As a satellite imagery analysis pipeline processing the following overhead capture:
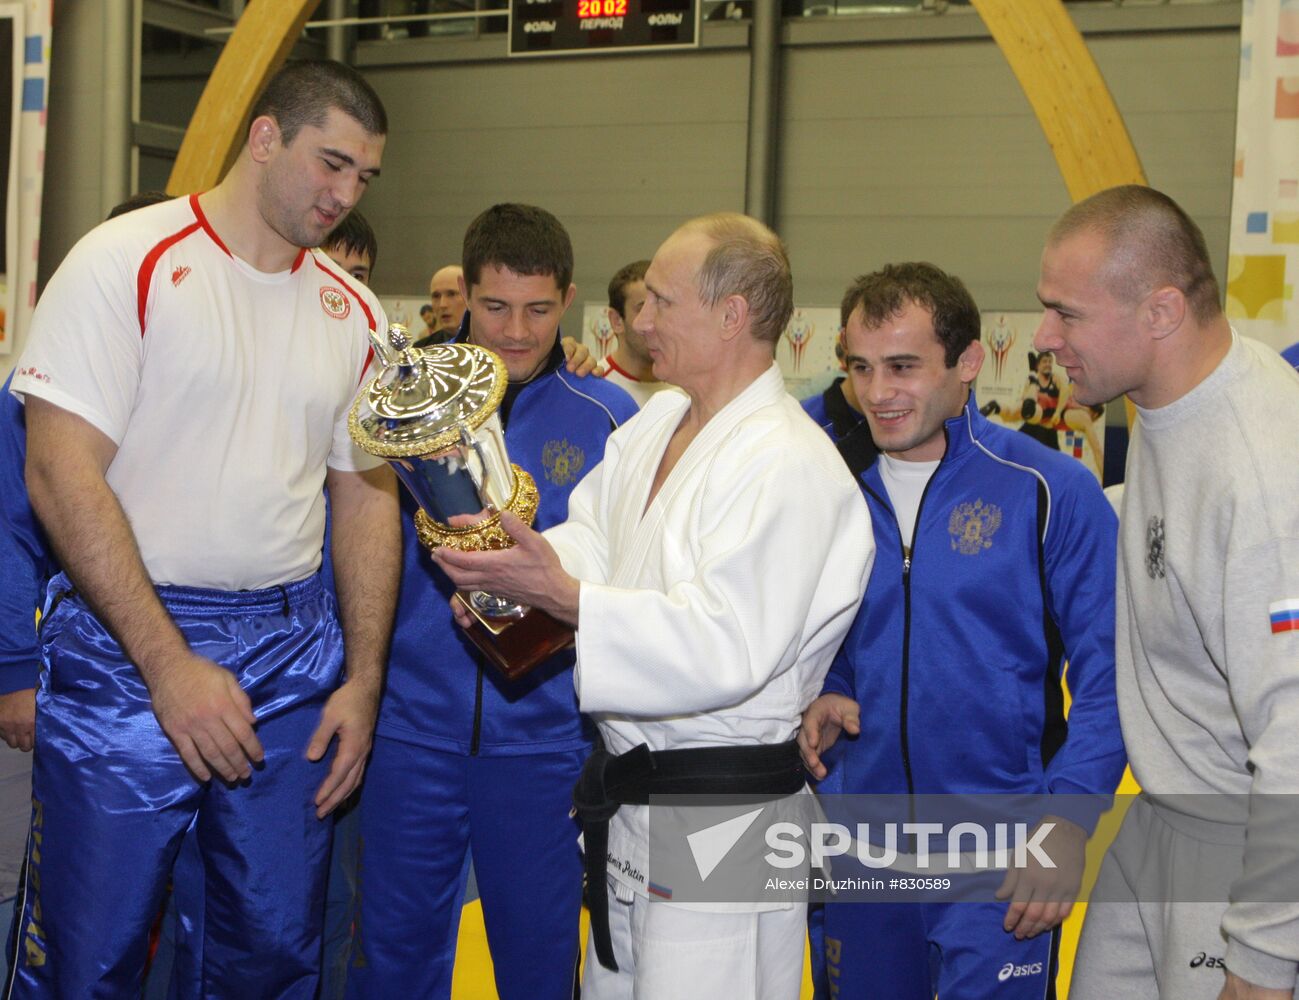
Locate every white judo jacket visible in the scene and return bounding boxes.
[545,362,874,900]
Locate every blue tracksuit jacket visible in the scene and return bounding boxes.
[822,399,1125,802]
[800,377,864,444]
[0,370,56,695]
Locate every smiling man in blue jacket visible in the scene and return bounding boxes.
[799,262,1125,1000]
[347,203,637,1000]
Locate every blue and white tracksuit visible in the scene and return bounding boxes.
[347,335,636,1000]
[818,400,1126,1000]
[800,377,864,444]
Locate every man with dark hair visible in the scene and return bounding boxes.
[106,189,173,220]
[799,262,1123,1000]
[434,212,871,998]
[418,303,437,340]
[247,58,387,147]
[1038,185,1299,1000]
[348,204,637,1000]
[324,208,378,284]
[6,59,398,997]
[800,334,865,444]
[600,258,677,406]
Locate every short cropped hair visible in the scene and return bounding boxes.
[323,209,378,273]
[462,204,573,292]
[249,59,387,146]
[681,213,792,344]
[840,262,981,368]
[107,191,172,220]
[607,260,650,315]
[1048,185,1221,323]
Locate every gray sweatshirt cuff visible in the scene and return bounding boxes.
[1225,937,1299,991]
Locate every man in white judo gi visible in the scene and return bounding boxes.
[434,212,873,998]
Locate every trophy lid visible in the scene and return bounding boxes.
[349,325,508,458]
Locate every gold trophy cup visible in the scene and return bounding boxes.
[349,325,574,679]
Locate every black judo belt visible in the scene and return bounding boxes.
[572,739,806,972]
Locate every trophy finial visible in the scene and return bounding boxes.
[388,323,411,352]
[369,322,414,367]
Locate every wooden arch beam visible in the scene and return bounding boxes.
[969,0,1147,200]
[969,0,1147,430]
[166,2,1145,203]
[166,0,322,196]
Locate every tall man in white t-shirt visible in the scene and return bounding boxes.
[6,60,400,998]
[799,262,1123,1000]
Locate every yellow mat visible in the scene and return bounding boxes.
[451,896,1092,998]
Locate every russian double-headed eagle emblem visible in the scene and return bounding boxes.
[948,499,1002,555]
[542,439,585,487]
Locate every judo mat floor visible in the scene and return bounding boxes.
[451,894,1088,998]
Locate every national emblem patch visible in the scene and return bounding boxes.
[542,439,585,486]
[948,499,1002,555]
[320,286,350,320]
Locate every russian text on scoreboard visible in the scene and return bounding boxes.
[509,0,700,58]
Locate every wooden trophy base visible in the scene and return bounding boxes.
[459,594,575,680]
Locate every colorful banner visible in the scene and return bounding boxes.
[1226,0,1299,349]
[975,311,1103,481]
[0,0,49,357]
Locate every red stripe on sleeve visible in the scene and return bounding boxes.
[136,221,202,337]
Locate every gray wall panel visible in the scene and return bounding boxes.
[779,28,1239,312]
[361,52,750,298]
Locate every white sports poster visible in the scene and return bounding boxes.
[579,302,844,402]
[580,302,617,366]
[975,311,1104,480]
[376,295,424,336]
[775,307,842,402]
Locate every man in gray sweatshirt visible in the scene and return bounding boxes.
[1035,184,1299,1000]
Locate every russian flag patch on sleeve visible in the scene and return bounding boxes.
[1268,600,1299,634]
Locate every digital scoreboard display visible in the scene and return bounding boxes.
[509,1,700,58]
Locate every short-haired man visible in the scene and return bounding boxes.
[418,303,436,338]
[324,207,378,285]
[600,258,677,406]
[798,262,1124,1000]
[348,204,637,1000]
[7,60,399,996]
[800,336,865,443]
[1036,185,1299,1000]
[434,212,872,998]
[420,262,467,345]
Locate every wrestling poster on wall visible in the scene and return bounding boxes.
[975,311,1104,481]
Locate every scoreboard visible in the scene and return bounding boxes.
[509,0,701,58]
